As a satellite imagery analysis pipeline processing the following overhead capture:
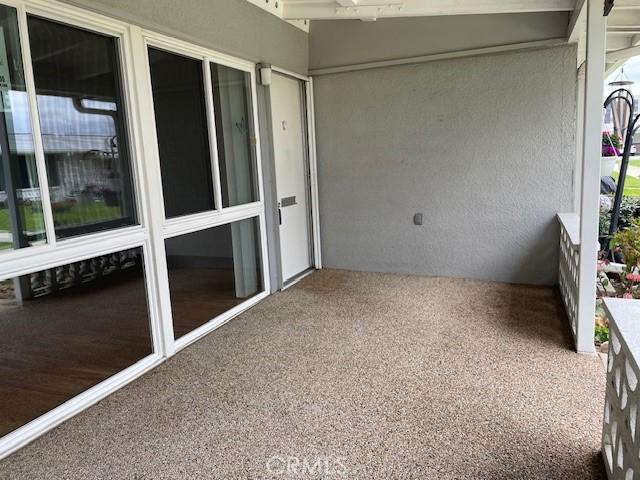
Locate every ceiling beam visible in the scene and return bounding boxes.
[282,0,576,20]
[568,0,586,43]
[607,44,640,62]
[609,0,640,9]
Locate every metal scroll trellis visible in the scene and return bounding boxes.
[604,88,640,251]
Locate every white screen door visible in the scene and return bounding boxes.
[270,73,312,283]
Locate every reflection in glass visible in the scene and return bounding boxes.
[0,6,45,251]
[211,64,259,207]
[0,247,152,437]
[165,218,263,339]
[28,16,136,239]
[148,48,215,218]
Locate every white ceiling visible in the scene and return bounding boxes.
[247,0,640,71]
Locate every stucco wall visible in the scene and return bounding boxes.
[59,0,308,74]
[313,45,577,285]
[309,12,569,71]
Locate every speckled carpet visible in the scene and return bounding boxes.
[0,270,606,479]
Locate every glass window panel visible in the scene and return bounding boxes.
[27,16,137,239]
[165,217,263,339]
[148,48,215,218]
[0,247,152,437]
[0,6,45,251]
[211,64,259,207]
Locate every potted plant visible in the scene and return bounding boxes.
[602,131,622,176]
[611,219,640,298]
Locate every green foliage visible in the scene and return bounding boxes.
[600,196,640,237]
[611,219,640,272]
[603,131,623,149]
[595,323,609,344]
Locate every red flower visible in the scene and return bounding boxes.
[626,273,640,283]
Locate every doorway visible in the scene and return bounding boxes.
[270,72,313,284]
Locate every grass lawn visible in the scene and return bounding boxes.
[0,201,122,233]
[612,158,640,197]
[0,205,45,232]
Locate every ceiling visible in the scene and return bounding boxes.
[247,0,640,72]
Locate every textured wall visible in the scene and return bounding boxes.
[313,45,577,285]
[59,0,308,74]
[309,12,569,71]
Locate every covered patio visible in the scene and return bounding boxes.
[0,0,638,477]
[0,270,605,478]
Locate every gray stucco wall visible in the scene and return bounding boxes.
[59,0,308,74]
[309,12,569,71]
[313,45,577,285]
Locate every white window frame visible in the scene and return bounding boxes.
[136,30,271,354]
[0,0,271,459]
[0,0,165,459]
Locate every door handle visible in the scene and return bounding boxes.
[277,202,282,225]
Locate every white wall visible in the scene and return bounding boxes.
[313,45,577,285]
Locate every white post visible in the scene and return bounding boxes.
[577,0,607,354]
[574,64,586,213]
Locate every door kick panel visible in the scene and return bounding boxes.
[281,196,297,207]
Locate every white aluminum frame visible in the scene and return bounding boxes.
[0,0,272,459]
[137,29,271,354]
[0,0,166,460]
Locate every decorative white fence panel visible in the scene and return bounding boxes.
[557,213,581,339]
[602,299,640,480]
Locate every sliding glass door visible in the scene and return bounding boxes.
[146,38,267,344]
[0,0,269,456]
[0,5,158,443]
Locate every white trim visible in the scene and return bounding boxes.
[249,66,266,206]
[16,4,56,248]
[283,0,575,20]
[143,30,255,73]
[308,38,568,76]
[25,0,130,35]
[244,0,310,32]
[163,203,264,239]
[203,59,224,212]
[174,290,269,352]
[0,353,164,460]
[568,0,587,43]
[306,77,322,269]
[128,26,175,356]
[272,65,310,82]
[576,0,607,355]
[0,226,148,281]
[606,44,640,62]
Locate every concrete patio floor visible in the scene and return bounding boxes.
[0,269,606,479]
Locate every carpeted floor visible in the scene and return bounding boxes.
[0,270,606,479]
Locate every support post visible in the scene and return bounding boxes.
[577,0,607,354]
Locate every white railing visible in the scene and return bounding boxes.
[557,213,581,339]
[602,298,640,480]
